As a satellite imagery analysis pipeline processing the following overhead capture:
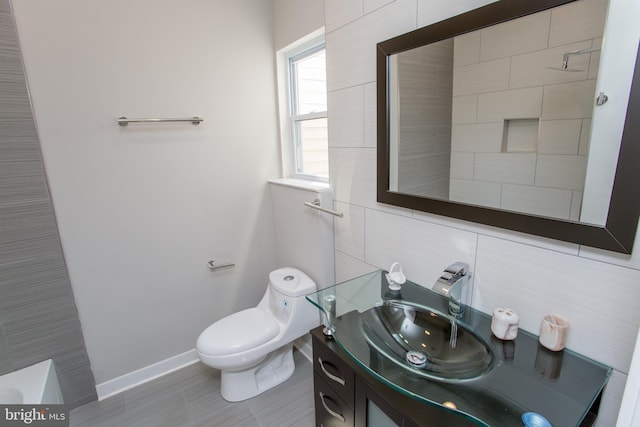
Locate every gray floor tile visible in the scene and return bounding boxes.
[69,394,126,427]
[247,351,314,427]
[124,392,191,427]
[69,349,314,427]
[124,362,211,411]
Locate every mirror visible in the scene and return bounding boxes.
[377,0,640,253]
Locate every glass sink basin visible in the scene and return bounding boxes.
[306,271,612,426]
[360,301,494,382]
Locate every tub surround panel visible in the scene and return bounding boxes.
[0,0,96,408]
[326,0,639,425]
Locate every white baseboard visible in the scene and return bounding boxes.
[293,334,313,362]
[95,349,199,400]
[95,336,314,401]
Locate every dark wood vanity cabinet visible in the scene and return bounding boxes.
[311,327,476,427]
[313,327,355,427]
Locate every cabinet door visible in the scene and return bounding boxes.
[315,373,355,427]
[355,380,404,427]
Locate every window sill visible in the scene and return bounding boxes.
[268,178,331,193]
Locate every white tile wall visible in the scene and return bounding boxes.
[570,191,583,221]
[477,87,543,123]
[509,41,592,88]
[364,209,478,290]
[501,184,573,219]
[535,154,588,191]
[326,0,417,91]
[449,152,474,180]
[453,32,479,67]
[588,38,603,79]
[548,0,608,47]
[447,1,603,217]
[411,209,581,256]
[449,179,501,208]
[579,118,592,155]
[451,94,477,124]
[325,0,363,33]
[334,250,377,284]
[416,0,497,28]
[363,82,377,147]
[326,1,639,424]
[538,119,582,154]
[452,58,510,96]
[451,123,503,152]
[328,86,365,148]
[479,11,550,61]
[474,153,537,185]
[334,201,365,260]
[364,0,395,15]
[474,235,640,373]
[329,147,377,208]
[541,79,598,120]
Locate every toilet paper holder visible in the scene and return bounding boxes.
[207,260,236,271]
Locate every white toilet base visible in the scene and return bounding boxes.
[220,343,295,402]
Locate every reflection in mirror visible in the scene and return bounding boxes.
[388,0,606,222]
[377,0,640,253]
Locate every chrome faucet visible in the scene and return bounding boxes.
[431,262,469,318]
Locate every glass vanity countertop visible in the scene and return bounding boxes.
[306,270,612,427]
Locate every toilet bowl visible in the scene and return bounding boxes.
[196,267,319,401]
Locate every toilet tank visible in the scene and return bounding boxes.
[268,179,335,290]
[268,267,316,326]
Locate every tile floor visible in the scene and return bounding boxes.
[69,350,314,427]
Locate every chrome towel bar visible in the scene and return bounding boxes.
[304,199,343,218]
[118,116,203,126]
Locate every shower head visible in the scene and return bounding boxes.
[545,66,584,72]
[546,47,600,72]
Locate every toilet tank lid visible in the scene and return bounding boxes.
[269,268,316,297]
[197,308,279,356]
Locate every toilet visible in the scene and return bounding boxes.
[196,267,319,402]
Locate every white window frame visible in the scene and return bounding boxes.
[276,29,328,182]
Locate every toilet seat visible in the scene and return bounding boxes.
[197,308,279,356]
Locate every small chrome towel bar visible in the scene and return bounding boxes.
[304,199,343,218]
[118,116,203,126]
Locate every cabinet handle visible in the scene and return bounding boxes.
[319,392,346,422]
[318,357,346,386]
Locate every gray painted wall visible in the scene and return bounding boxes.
[0,0,95,408]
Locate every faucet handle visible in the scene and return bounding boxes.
[442,262,469,281]
[433,262,470,318]
[432,262,469,296]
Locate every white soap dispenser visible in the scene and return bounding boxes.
[385,262,406,291]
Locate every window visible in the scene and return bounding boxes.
[281,37,328,181]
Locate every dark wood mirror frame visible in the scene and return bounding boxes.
[377,0,640,254]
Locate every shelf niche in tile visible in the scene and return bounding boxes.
[502,118,539,153]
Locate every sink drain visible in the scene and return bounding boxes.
[406,351,429,368]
